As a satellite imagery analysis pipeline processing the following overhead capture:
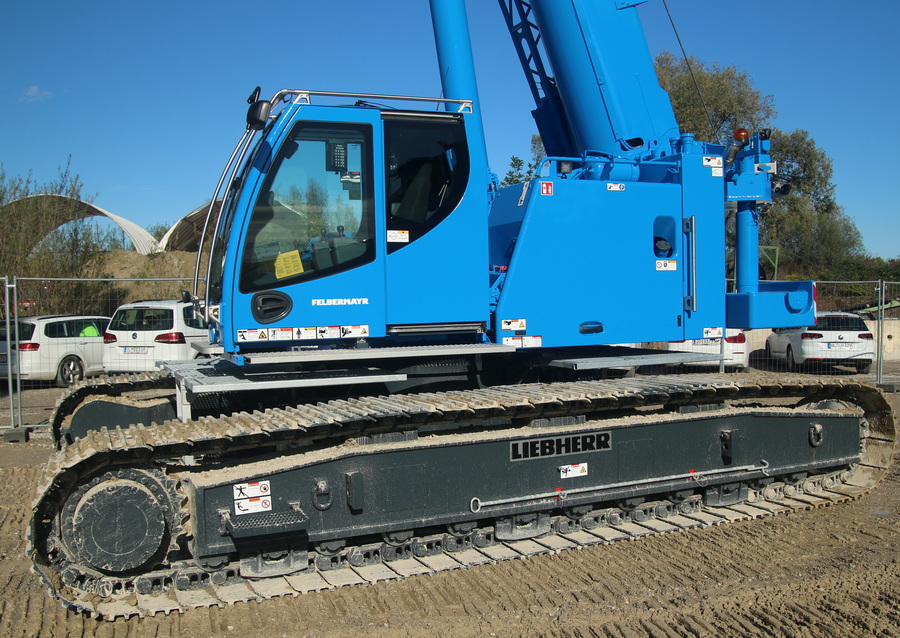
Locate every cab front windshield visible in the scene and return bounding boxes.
[239,122,374,293]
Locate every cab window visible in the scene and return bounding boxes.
[239,122,374,293]
[384,114,469,253]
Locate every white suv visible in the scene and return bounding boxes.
[0,315,110,386]
[103,301,207,373]
[766,311,875,373]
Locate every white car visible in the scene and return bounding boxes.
[0,315,110,386]
[766,312,874,373]
[665,328,750,371]
[103,301,207,373]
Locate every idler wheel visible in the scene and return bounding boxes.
[62,469,172,574]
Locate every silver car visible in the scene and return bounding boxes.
[0,315,110,386]
[765,311,874,373]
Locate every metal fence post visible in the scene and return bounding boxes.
[3,277,13,429]
[11,276,23,429]
[877,280,884,384]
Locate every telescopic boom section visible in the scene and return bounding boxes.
[429,0,490,171]
[505,0,679,162]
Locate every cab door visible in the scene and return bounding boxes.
[224,108,387,352]
[381,112,489,329]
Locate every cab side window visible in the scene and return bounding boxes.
[384,114,469,253]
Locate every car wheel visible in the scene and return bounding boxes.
[764,341,776,368]
[856,361,872,374]
[56,356,84,387]
[786,346,798,372]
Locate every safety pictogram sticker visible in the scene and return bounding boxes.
[559,463,588,479]
[501,318,527,331]
[233,480,272,515]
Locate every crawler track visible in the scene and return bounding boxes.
[50,371,174,447]
[30,375,896,619]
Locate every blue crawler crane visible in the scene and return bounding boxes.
[31,0,892,620]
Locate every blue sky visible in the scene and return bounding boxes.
[3,0,898,259]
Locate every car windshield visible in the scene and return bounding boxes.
[110,308,174,331]
[0,322,35,341]
[817,315,868,331]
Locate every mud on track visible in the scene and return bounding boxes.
[2,395,899,638]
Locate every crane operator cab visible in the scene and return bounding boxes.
[204,95,491,358]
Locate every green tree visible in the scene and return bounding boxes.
[500,155,526,187]
[654,51,776,144]
[655,52,865,276]
[761,129,864,274]
[500,134,546,187]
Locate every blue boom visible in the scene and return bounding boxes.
[197,0,815,368]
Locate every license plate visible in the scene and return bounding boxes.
[692,338,720,346]
[827,343,851,349]
[123,347,149,354]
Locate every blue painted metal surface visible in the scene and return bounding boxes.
[527,0,679,165]
[208,0,816,360]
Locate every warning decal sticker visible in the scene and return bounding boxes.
[559,463,588,479]
[502,335,543,348]
[237,328,268,342]
[233,480,272,516]
[656,260,677,271]
[703,156,724,177]
[317,326,341,339]
[501,318,527,331]
[237,325,371,342]
[340,325,369,338]
[269,327,294,341]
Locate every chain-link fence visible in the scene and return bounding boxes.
[879,281,900,379]
[1,276,194,433]
[2,277,899,433]
[765,280,884,377]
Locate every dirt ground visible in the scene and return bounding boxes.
[1,392,898,637]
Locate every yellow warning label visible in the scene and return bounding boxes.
[274,250,304,279]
